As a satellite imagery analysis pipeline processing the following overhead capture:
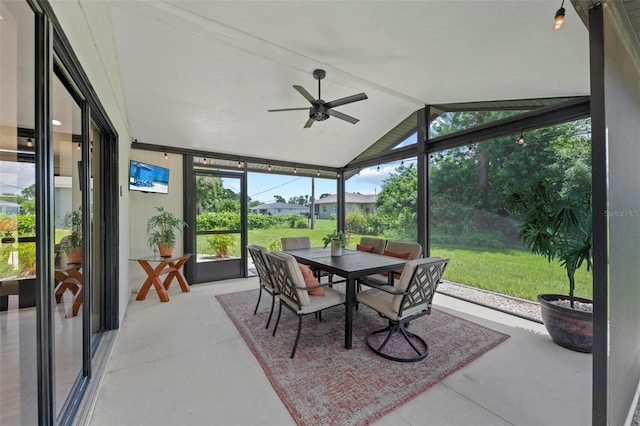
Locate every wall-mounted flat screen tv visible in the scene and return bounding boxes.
[129,160,169,194]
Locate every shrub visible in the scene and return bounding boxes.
[345,211,387,235]
[295,219,308,229]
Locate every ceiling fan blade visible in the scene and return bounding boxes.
[303,117,315,128]
[328,109,359,124]
[267,107,309,112]
[293,85,316,104]
[324,93,368,109]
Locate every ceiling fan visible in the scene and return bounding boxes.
[268,69,368,128]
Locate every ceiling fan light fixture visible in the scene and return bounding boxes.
[553,0,566,30]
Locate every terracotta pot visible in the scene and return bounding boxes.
[65,247,83,265]
[538,294,593,353]
[157,242,174,258]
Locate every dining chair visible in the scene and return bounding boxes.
[281,236,333,283]
[356,257,449,362]
[358,241,423,288]
[357,237,386,254]
[247,244,278,329]
[265,251,346,358]
[280,236,311,250]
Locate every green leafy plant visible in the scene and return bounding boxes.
[207,229,235,257]
[504,178,592,308]
[146,207,188,253]
[58,207,82,253]
[322,230,348,249]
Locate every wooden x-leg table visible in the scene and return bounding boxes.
[135,255,191,302]
[54,265,83,318]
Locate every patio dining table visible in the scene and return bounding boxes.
[282,247,409,349]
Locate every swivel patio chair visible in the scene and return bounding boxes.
[265,251,346,358]
[247,245,278,329]
[356,257,449,362]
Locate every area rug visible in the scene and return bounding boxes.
[216,289,509,426]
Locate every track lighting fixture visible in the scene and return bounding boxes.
[553,0,565,31]
[26,138,33,148]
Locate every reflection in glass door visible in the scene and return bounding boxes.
[192,172,245,282]
[52,73,83,416]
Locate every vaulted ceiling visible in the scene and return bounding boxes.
[110,1,590,169]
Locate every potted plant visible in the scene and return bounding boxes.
[323,230,348,256]
[207,229,235,258]
[505,178,592,352]
[59,207,83,264]
[146,206,188,257]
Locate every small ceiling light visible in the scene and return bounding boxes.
[377,164,380,172]
[293,168,297,174]
[26,137,33,148]
[316,170,320,177]
[337,172,341,178]
[164,152,168,159]
[52,119,61,126]
[268,164,272,172]
[553,0,566,31]
[401,159,404,166]
[76,143,81,151]
[237,161,242,168]
[203,157,207,165]
[517,133,525,145]
[468,146,474,154]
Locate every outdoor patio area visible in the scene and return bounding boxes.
[85,276,591,426]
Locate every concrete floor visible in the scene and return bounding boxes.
[87,276,592,426]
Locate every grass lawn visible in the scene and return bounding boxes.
[247,219,592,303]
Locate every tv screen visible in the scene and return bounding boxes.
[129,160,169,194]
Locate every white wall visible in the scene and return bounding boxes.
[49,0,132,325]
[127,150,185,287]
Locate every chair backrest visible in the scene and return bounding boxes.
[392,257,449,318]
[281,236,311,250]
[247,245,275,291]
[358,237,386,254]
[385,241,423,260]
[265,252,310,307]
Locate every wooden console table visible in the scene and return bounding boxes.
[133,255,191,302]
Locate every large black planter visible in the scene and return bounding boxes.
[538,294,593,353]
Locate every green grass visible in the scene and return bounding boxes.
[247,219,592,303]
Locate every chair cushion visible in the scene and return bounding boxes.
[298,287,345,314]
[358,273,389,287]
[356,286,399,320]
[385,241,422,260]
[356,244,376,253]
[271,252,310,306]
[380,250,411,278]
[298,263,325,296]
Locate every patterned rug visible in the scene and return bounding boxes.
[216,289,509,426]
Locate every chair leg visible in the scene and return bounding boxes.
[254,285,263,315]
[364,320,429,363]
[265,293,276,329]
[291,315,303,358]
[272,301,283,337]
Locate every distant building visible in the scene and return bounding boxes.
[250,202,309,216]
[0,200,20,215]
[314,192,377,220]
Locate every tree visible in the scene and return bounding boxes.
[195,176,240,214]
[376,164,418,240]
[288,195,309,205]
[273,195,286,203]
[319,193,332,199]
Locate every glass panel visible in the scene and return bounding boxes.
[0,2,37,424]
[428,120,592,305]
[89,121,102,341]
[52,73,83,415]
[246,172,335,251]
[345,159,418,245]
[429,110,526,139]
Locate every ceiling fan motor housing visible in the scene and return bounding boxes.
[310,104,329,121]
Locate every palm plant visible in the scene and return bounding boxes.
[504,178,592,308]
[146,207,188,254]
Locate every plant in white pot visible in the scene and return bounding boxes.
[505,178,592,352]
[323,230,348,256]
[146,206,188,257]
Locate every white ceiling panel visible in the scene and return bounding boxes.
[111,0,589,168]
